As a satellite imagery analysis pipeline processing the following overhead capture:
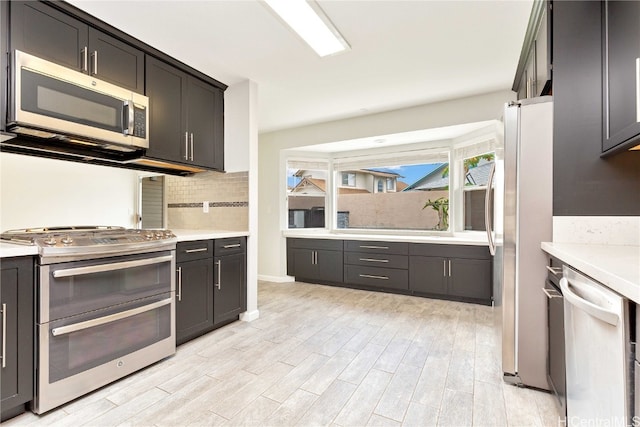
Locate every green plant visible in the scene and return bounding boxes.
[423,197,449,230]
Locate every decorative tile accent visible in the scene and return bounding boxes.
[168,202,249,208]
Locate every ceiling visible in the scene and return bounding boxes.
[67,0,533,134]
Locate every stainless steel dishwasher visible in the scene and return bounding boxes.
[560,265,633,426]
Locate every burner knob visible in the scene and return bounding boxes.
[144,232,154,240]
[43,236,57,246]
[61,235,74,245]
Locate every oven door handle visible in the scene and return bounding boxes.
[52,255,173,278]
[51,297,172,337]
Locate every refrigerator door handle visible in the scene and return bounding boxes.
[485,162,497,255]
[559,277,619,326]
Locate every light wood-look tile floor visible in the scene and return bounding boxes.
[5,281,561,427]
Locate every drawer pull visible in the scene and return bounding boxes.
[223,244,241,249]
[359,258,389,263]
[542,287,562,299]
[359,274,389,280]
[1,303,6,368]
[359,245,389,250]
[185,247,208,253]
[546,266,562,277]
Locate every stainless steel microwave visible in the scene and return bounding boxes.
[7,50,148,154]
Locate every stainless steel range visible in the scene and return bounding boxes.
[1,226,177,414]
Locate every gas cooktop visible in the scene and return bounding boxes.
[1,226,176,259]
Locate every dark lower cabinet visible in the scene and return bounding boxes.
[213,237,247,325]
[409,244,492,305]
[175,241,214,345]
[176,238,247,345]
[287,238,344,285]
[0,257,34,422]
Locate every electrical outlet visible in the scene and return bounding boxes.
[203,201,209,213]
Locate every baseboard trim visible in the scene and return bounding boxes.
[240,310,260,322]
[258,274,295,283]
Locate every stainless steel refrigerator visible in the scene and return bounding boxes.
[488,96,553,390]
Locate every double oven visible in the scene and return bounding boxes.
[2,227,176,414]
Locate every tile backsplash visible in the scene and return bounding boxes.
[166,171,248,230]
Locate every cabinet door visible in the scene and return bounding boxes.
[603,0,640,152]
[176,258,213,345]
[448,258,491,301]
[10,1,88,71]
[317,249,344,284]
[186,77,218,168]
[409,256,447,296]
[145,56,187,163]
[292,248,317,281]
[88,28,144,93]
[214,253,246,325]
[0,258,34,421]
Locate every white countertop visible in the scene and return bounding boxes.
[0,242,38,258]
[541,242,640,304]
[283,230,490,246]
[172,229,249,242]
[0,230,249,258]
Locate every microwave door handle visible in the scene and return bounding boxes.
[123,101,134,135]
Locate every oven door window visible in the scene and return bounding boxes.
[46,294,172,383]
[44,251,173,322]
[21,68,125,133]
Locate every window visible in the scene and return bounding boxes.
[286,160,328,229]
[335,158,449,231]
[462,152,495,231]
[341,172,356,187]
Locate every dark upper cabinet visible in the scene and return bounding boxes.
[145,56,224,170]
[602,0,640,153]
[10,1,144,93]
[0,257,34,422]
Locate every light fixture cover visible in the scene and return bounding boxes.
[264,0,350,57]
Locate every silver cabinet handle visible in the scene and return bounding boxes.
[359,258,389,263]
[359,274,389,280]
[311,251,314,265]
[185,247,208,254]
[542,287,562,299]
[190,133,194,161]
[216,260,221,289]
[223,244,241,249]
[359,245,389,250]
[443,260,446,276]
[176,267,182,302]
[448,260,451,277]
[184,132,189,160]
[53,255,173,278]
[91,50,98,75]
[1,303,6,368]
[81,47,88,72]
[546,266,562,277]
[636,58,640,122]
[51,298,172,337]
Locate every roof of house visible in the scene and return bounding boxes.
[404,160,494,191]
[396,181,409,191]
[290,177,326,193]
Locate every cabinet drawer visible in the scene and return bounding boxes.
[288,238,343,251]
[344,265,408,290]
[177,240,213,262]
[344,240,408,255]
[409,243,490,259]
[214,237,246,256]
[344,252,408,269]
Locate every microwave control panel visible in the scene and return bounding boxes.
[133,105,147,138]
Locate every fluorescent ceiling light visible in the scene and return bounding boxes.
[263,0,350,57]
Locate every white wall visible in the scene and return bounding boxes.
[224,82,251,173]
[0,153,138,230]
[258,90,515,280]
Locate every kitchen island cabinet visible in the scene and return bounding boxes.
[0,257,34,422]
[10,1,144,93]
